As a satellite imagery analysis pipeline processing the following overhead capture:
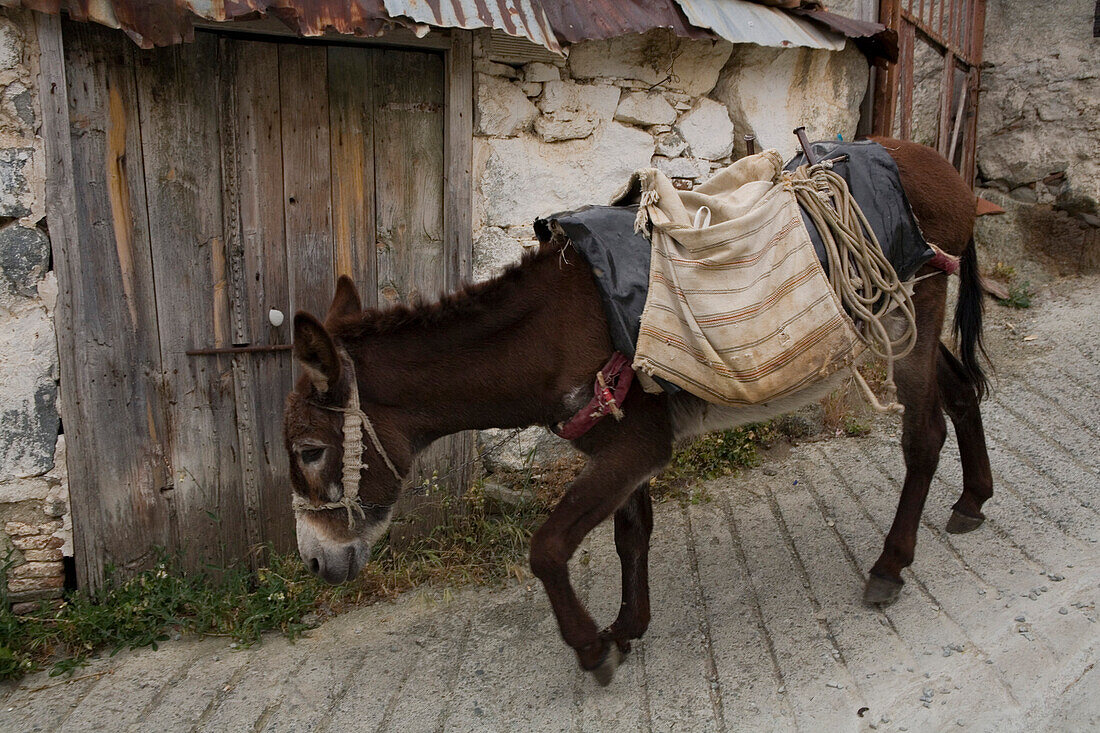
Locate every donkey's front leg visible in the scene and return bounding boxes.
[530,433,670,685]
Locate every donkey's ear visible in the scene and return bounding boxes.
[326,275,362,323]
[293,312,341,392]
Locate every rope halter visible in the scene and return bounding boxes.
[291,349,403,529]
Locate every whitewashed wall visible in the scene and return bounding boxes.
[0,7,68,612]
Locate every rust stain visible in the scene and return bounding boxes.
[106,82,140,330]
[9,0,890,60]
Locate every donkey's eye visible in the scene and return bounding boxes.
[300,447,325,465]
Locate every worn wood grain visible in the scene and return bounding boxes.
[279,44,335,322]
[49,28,474,581]
[370,47,470,541]
[135,33,249,570]
[226,38,297,554]
[372,48,446,307]
[218,37,295,558]
[51,20,174,588]
[444,32,473,292]
[327,45,378,307]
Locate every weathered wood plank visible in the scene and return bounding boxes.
[279,44,335,321]
[372,48,446,307]
[225,38,297,555]
[218,37,297,559]
[444,32,473,292]
[327,45,378,307]
[135,33,249,569]
[370,47,470,541]
[442,34,477,506]
[50,19,173,588]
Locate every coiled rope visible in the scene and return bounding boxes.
[781,160,918,414]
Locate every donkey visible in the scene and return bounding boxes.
[283,137,992,685]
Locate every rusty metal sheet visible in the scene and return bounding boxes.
[793,8,899,62]
[672,0,846,50]
[539,0,713,44]
[2,0,892,60]
[382,0,560,52]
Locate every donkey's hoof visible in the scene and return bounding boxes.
[864,573,904,606]
[945,510,985,534]
[590,644,625,687]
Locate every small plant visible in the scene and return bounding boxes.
[0,483,557,682]
[999,280,1033,309]
[989,261,1017,282]
[842,416,872,437]
[651,424,774,501]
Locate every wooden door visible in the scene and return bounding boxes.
[53,21,472,589]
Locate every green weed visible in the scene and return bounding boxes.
[999,280,1033,309]
[0,487,550,682]
[652,424,774,501]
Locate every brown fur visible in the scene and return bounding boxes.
[283,139,993,682]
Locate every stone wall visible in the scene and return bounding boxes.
[0,8,68,611]
[469,30,869,469]
[974,0,1099,273]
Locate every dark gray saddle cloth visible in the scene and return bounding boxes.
[534,140,933,375]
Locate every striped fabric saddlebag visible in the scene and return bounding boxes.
[632,149,864,406]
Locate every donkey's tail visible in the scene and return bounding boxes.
[952,239,990,400]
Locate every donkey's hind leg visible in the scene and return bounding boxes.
[605,483,654,653]
[937,343,993,533]
[865,318,948,605]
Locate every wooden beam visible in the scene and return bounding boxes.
[444,31,474,290]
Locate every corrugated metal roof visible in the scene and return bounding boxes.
[673,0,845,50]
[2,0,894,61]
[539,0,711,45]
[382,0,559,52]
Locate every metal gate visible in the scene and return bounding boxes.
[872,0,988,185]
[39,19,473,589]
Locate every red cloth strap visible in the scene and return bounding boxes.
[552,352,635,441]
[927,245,960,275]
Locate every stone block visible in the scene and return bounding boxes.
[521,82,542,97]
[0,17,23,72]
[0,222,50,297]
[8,560,63,579]
[22,548,62,562]
[476,122,654,228]
[523,62,560,83]
[475,74,538,138]
[0,147,34,218]
[535,81,620,142]
[481,482,537,514]
[677,98,734,161]
[472,226,533,282]
[475,58,519,79]
[11,533,63,550]
[713,43,868,161]
[655,129,688,158]
[4,520,41,536]
[0,304,60,480]
[7,574,64,593]
[569,30,732,97]
[653,156,710,180]
[615,91,677,127]
[478,426,578,473]
[3,81,35,129]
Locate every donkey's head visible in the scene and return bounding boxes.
[283,276,407,584]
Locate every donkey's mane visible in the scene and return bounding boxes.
[328,237,565,340]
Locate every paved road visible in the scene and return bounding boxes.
[3,276,1098,732]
